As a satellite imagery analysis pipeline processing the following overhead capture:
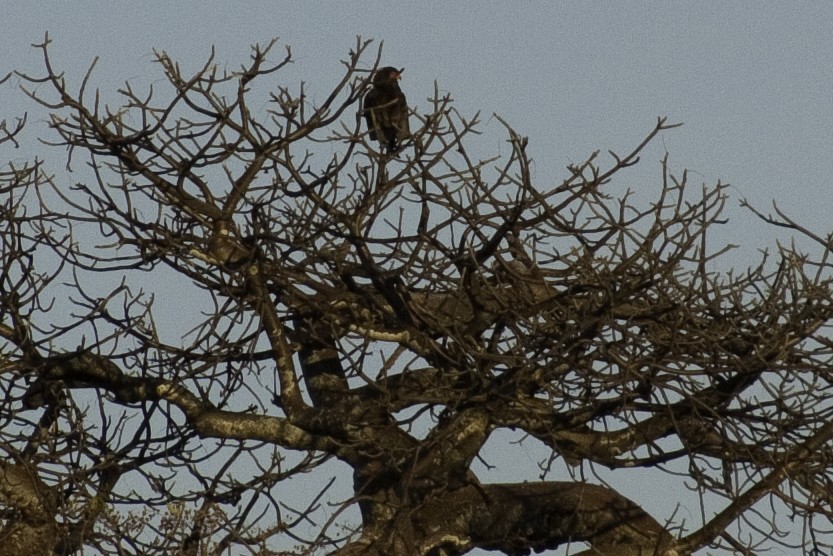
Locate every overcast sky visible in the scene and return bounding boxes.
[3,3,831,554]
[6,2,833,262]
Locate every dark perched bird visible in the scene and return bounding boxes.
[363,66,410,153]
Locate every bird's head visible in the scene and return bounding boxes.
[373,66,404,85]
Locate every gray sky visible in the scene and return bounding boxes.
[6,2,833,259]
[3,2,831,554]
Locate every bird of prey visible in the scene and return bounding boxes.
[363,66,410,153]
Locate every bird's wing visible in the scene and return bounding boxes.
[394,91,410,140]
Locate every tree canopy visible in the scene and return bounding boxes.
[2,36,833,555]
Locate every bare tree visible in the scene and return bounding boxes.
[2,35,833,555]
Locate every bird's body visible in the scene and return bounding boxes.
[363,66,410,153]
